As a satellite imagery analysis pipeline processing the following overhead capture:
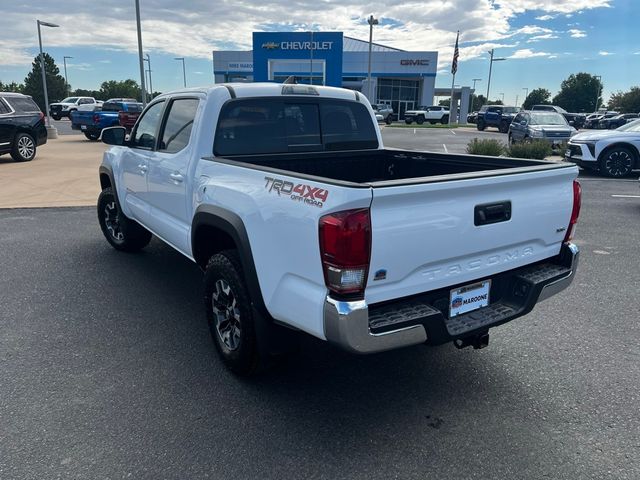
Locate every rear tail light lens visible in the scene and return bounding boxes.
[319,208,371,296]
[93,114,100,125]
[39,112,44,121]
[564,180,581,242]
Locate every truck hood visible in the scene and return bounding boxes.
[570,130,638,142]
[50,102,75,106]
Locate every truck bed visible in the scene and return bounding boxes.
[215,148,569,186]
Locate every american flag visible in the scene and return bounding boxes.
[451,31,460,75]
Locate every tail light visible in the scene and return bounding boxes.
[93,114,101,125]
[38,112,44,121]
[564,180,581,243]
[319,208,371,296]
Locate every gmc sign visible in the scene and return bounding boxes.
[400,59,429,66]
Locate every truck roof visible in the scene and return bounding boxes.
[155,82,362,102]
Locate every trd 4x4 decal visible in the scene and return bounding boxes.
[264,177,329,208]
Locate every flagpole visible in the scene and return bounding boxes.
[448,30,459,125]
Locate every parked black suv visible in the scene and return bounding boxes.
[0,93,47,162]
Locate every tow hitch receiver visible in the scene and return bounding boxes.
[453,332,490,350]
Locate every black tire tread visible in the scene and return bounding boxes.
[97,187,151,252]
[204,250,262,376]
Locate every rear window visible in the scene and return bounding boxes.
[5,96,40,113]
[125,103,143,113]
[101,102,123,112]
[0,98,11,114]
[214,98,378,156]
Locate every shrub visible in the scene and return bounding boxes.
[506,140,553,160]
[466,138,506,156]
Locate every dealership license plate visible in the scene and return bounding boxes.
[80,125,87,130]
[565,149,571,157]
[449,280,491,318]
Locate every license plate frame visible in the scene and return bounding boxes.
[449,280,491,318]
[80,125,87,130]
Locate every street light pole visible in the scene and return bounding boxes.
[594,75,602,111]
[175,57,186,88]
[367,15,379,102]
[499,92,505,103]
[134,0,147,106]
[144,53,153,101]
[63,56,73,97]
[37,19,59,135]
[486,49,505,101]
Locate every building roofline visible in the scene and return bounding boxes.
[343,35,405,52]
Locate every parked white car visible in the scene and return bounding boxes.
[565,118,640,177]
[49,96,102,120]
[404,106,450,125]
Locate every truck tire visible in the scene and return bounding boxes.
[385,116,392,125]
[10,132,36,162]
[97,187,152,252]
[84,132,100,141]
[477,119,485,131]
[416,115,425,125]
[598,146,634,177]
[405,119,413,125]
[52,114,61,121]
[499,120,510,133]
[441,115,449,124]
[204,250,262,376]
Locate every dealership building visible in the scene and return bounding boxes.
[213,32,448,119]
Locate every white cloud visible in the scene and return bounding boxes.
[515,25,553,35]
[536,14,556,20]
[527,33,559,42]
[568,29,587,38]
[509,48,551,59]
[598,51,614,56]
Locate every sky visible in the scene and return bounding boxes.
[0,0,637,105]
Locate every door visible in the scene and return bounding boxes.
[510,113,525,141]
[146,97,200,254]
[119,100,165,222]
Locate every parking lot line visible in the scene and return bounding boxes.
[443,144,448,153]
[611,194,640,198]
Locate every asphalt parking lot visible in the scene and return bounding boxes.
[1,168,639,477]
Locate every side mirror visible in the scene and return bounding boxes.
[102,126,127,146]
[520,120,527,126]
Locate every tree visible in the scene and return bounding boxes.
[0,81,24,93]
[552,73,603,113]
[438,98,450,108]
[607,87,640,113]
[99,79,141,101]
[523,88,551,109]
[22,53,67,110]
[72,88,103,100]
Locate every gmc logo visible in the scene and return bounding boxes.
[400,59,429,66]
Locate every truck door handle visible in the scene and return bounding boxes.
[137,164,148,173]
[169,172,184,183]
[474,201,511,226]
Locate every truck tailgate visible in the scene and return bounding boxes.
[366,166,578,305]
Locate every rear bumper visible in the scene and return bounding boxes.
[324,242,579,354]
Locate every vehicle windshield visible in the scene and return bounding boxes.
[617,119,640,132]
[426,106,440,111]
[529,112,568,126]
[502,107,519,114]
[61,97,79,103]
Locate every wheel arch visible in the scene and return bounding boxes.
[598,142,640,167]
[192,205,270,320]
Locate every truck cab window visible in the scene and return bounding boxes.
[131,101,165,149]
[159,98,199,153]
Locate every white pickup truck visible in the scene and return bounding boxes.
[97,83,581,375]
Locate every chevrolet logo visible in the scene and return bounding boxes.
[262,42,280,50]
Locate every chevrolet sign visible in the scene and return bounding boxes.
[400,59,430,66]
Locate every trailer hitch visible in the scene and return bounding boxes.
[453,331,490,350]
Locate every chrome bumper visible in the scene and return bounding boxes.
[323,297,428,354]
[323,243,579,354]
[538,242,579,302]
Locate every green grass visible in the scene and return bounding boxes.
[387,123,475,129]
